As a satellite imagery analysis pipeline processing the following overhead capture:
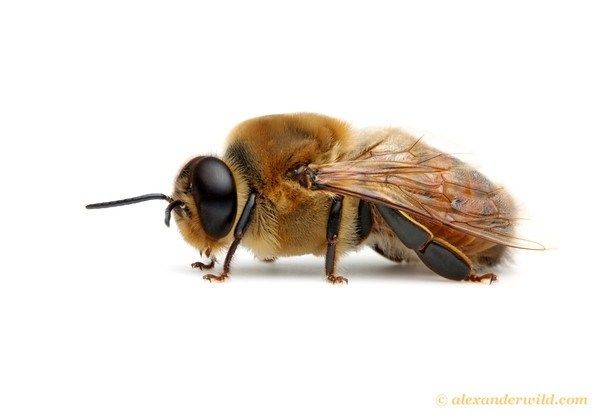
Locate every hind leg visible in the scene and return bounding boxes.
[375,204,496,283]
[417,238,497,283]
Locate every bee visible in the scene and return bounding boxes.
[86,113,543,283]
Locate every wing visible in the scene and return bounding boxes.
[307,132,544,250]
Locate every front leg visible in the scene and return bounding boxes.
[325,196,347,284]
[191,258,215,271]
[204,192,257,283]
[191,248,216,270]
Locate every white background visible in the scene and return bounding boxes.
[1,1,598,413]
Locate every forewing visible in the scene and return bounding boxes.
[310,137,544,250]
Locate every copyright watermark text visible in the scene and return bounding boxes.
[435,393,588,407]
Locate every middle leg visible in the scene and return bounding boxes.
[325,196,347,284]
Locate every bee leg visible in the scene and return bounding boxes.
[376,205,433,250]
[467,273,498,284]
[416,238,472,281]
[203,192,257,283]
[191,258,215,270]
[375,205,494,283]
[325,196,347,284]
[417,238,498,283]
[261,257,277,263]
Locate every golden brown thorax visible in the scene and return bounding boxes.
[172,113,360,260]
[224,113,359,259]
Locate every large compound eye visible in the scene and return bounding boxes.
[191,157,237,239]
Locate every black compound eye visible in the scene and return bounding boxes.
[191,157,237,239]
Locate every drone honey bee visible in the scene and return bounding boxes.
[87,113,543,283]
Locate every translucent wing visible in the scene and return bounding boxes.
[307,133,544,250]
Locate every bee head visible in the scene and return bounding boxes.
[170,156,238,254]
[86,156,239,257]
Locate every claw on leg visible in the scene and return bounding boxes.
[203,273,229,283]
[327,275,348,285]
[467,273,497,284]
[191,258,216,271]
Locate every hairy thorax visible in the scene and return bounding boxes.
[223,113,359,259]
